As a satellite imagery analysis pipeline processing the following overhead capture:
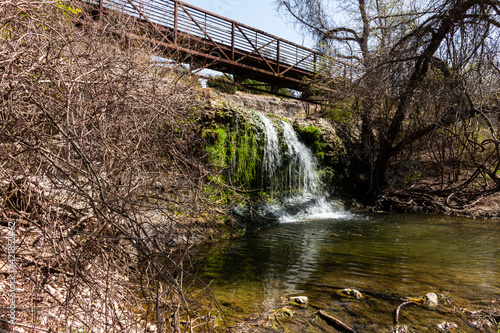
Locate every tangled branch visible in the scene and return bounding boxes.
[0,1,223,331]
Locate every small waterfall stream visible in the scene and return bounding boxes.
[257,113,282,195]
[256,113,345,222]
[281,121,321,196]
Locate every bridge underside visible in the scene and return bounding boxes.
[84,0,341,97]
[124,22,320,93]
[156,30,316,92]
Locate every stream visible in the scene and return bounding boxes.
[196,111,500,331]
[195,213,500,331]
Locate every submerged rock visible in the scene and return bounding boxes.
[342,288,363,300]
[392,324,409,333]
[351,289,363,300]
[438,321,458,331]
[424,292,439,306]
[289,296,309,304]
[278,307,294,317]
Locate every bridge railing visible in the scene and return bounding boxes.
[85,0,326,76]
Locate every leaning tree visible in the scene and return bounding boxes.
[279,0,500,208]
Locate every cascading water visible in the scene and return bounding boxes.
[281,121,321,196]
[257,112,282,196]
[256,112,346,222]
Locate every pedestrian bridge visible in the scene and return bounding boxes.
[84,0,346,95]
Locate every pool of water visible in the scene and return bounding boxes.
[194,213,500,331]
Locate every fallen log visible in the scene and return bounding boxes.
[317,310,357,333]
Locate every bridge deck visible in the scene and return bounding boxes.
[85,0,343,92]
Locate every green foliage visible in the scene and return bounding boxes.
[239,79,292,97]
[239,78,268,94]
[203,175,232,205]
[0,25,13,40]
[399,160,422,185]
[404,171,422,185]
[325,99,357,123]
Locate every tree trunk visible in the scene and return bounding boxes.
[374,0,478,188]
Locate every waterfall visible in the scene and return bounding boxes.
[281,121,321,196]
[256,113,346,222]
[257,112,282,196]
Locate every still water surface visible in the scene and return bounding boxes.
[196,213,500,330]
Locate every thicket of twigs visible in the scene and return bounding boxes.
[0,0,223,331]
[284,0,500,212]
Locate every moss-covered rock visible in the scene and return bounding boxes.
[202,104,264,190]
[293,117,346,166]
[293,117,349,197]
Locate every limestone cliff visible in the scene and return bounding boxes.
[217,91,307,119]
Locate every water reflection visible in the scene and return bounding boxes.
[197,214,500,315]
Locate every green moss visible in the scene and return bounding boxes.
[232,120,261,187]
[228,131,237,166]
[203,114,262,190]
[295,125,326,160]
[267,113,290,123]
[204,127,228,168]
[299,125,321,141]
[235,130,260,185]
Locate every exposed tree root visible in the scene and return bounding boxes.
[377,189,500,219]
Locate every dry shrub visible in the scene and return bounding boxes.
[0,0,222,331]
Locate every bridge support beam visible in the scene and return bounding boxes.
[80,0,341,100]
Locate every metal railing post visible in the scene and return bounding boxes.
[277,40,280,75]
[97,0,325,94]
[231,22,235,61]
[174,1,178,44]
